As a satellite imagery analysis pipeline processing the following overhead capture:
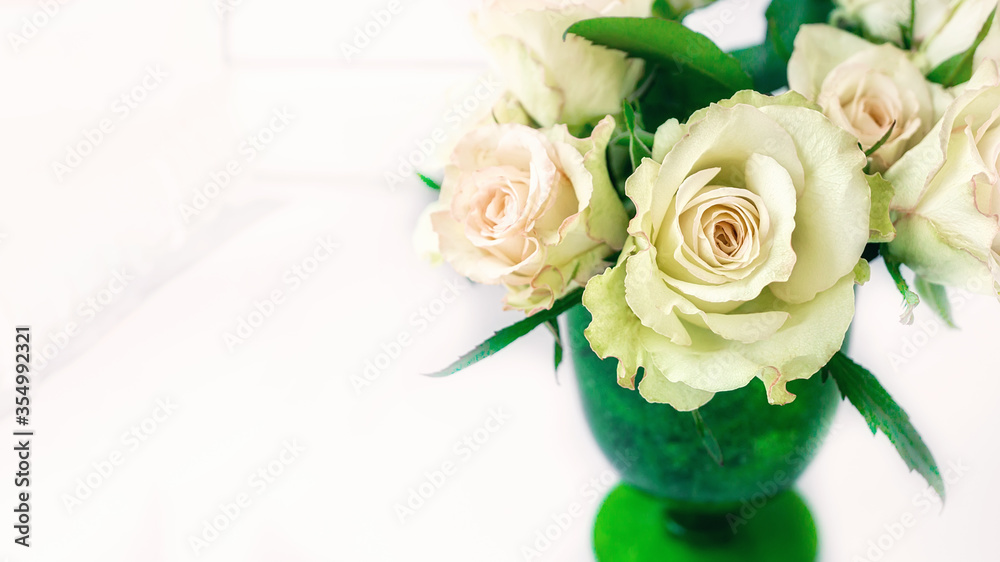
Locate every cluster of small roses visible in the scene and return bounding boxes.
[416,0,1000,411]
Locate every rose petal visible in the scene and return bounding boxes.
[762,104,870,304]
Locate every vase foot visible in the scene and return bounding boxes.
[593,484,818,562]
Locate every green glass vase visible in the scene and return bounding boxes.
[566,305,841,562]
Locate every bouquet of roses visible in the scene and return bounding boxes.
[416,0,1000,506]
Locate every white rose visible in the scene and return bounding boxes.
[425,117,628,313]
[886,61,1000,296]
[832,0,911,45]
[474,0,650,128]
[583,91,871,411]
[915,0,1000,72]
[789,25,950,172]
[832,0,1000,75]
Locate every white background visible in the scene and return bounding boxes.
[0,0,997,560]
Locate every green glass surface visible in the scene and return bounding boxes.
[566,305,840,561]
[595,485,818,562]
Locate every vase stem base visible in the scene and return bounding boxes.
[594,484,818,562]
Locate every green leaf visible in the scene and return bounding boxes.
[729,42,789,93]
[691,409,724,466]
[606,140,636,205]
[865,122,895,158]
[883,252,920,324]
[765,0,836,62]
[545,318,564,380]
[623,101,652,170]
[651,0,680,19]
[628,134,650,170]
[426,289,583,378]
[825,352,945,501]
[637,65,737,124]
[900,0,916,49]
[635,130,655,147]
[622,100,639,131]
[565,17,752,93]
[867,173,896,243]
[651,0,710,20]
[914,277,957,328]
[417,173,441,190]
[611,132,654,149]
[927,8,996,87]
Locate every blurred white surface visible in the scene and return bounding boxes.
[0,0,997,560]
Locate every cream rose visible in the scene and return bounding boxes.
[583,91,871,411]
[832,0,1000,75]
[474,0,649,128]
[789,25,949,172]
[426,117,628,314]
[885,61,1000,296]
[914,0,1000,73]
[832,0,911,45]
